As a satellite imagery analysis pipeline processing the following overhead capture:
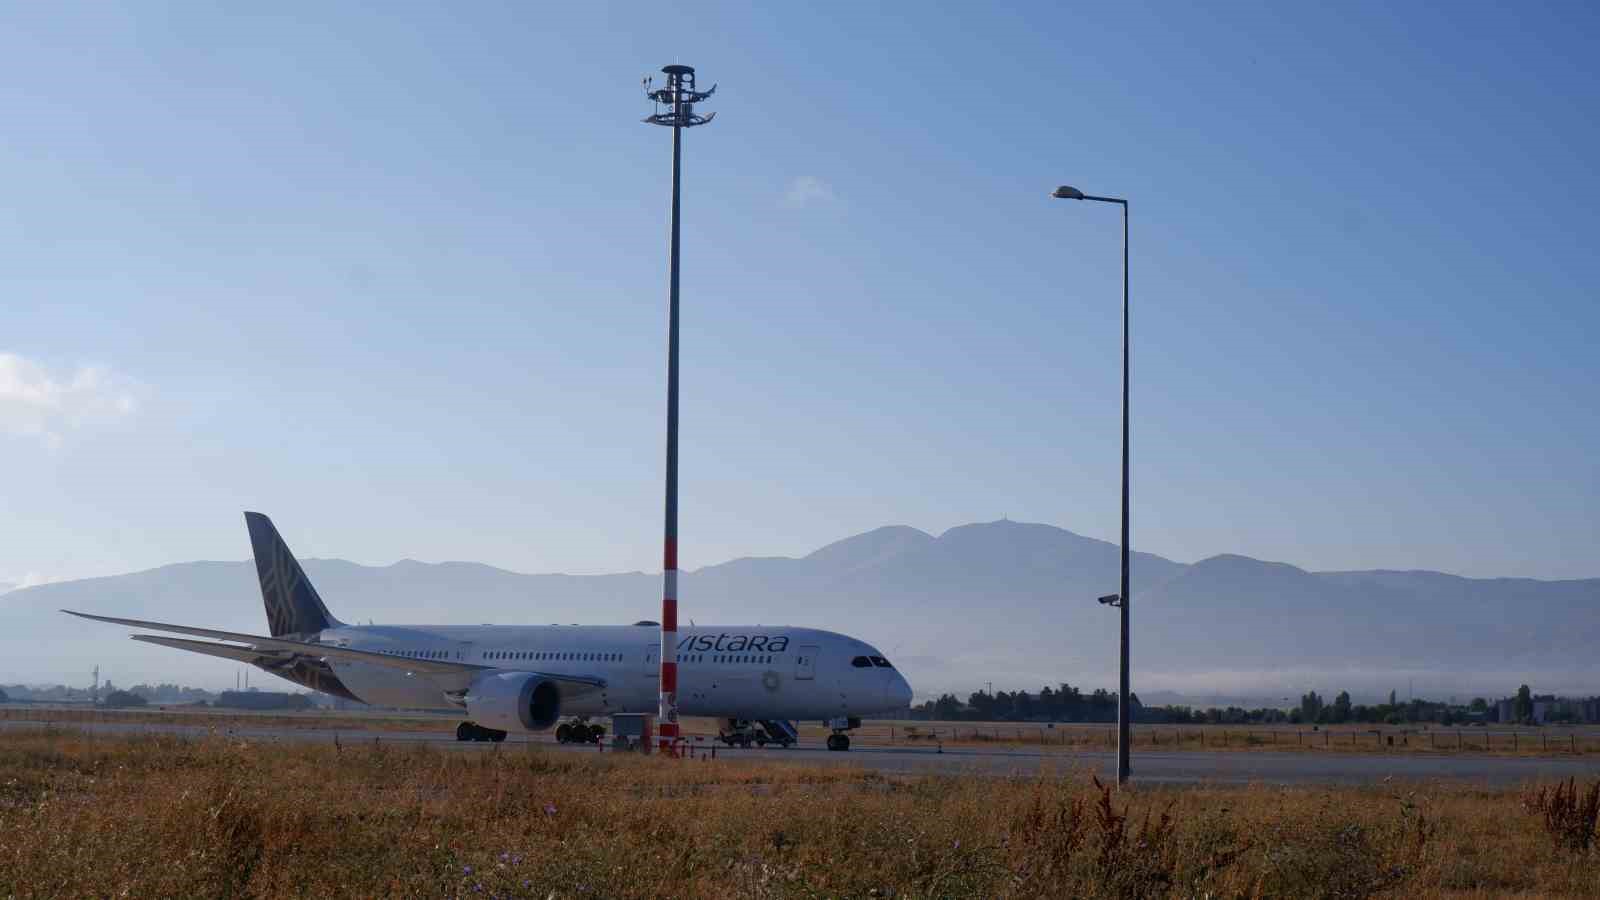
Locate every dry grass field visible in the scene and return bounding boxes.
[2,727,1598,898]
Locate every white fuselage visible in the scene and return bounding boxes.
[321,623,913,722]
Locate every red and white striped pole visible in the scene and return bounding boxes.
[643,64,713,757]
[659,536,678,755]
[657,100,682,756]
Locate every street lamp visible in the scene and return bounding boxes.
[1055,184,1131,786]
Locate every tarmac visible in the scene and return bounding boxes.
[6,717,1599,786]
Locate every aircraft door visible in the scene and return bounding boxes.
[795,644,819,680]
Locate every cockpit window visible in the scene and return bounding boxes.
[870,656,892,668]
[851,655,873,668]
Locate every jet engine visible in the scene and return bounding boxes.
[463,671,561,732]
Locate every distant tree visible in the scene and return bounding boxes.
[102,690,146,708]
[0,687,7,703]
[1300,691,1324,724]
[1470,697,1488,713]
[967,690,994,720]
[1515,685,1533,723]
[1333,691,1352,724]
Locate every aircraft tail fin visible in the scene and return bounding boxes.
[244,512,343,636]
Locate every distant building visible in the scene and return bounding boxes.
[214,690,314,711]
[1495,695,1599,725]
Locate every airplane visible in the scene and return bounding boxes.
[65,512,913,751]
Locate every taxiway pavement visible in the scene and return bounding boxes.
[5,717,1598,786]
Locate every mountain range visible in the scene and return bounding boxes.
[4,520,1595,704]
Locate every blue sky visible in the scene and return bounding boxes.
[3,1,1597,587]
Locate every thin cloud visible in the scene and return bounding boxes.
[781,175,837,210]
[9,573,59,592]
[0,353,141,448]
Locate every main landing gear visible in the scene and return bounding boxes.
[556,720,605,744]
[826,716,861,752]
[456,722,507,743]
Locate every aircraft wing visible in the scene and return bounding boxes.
[64,610,608,691]
[132,633,283,665]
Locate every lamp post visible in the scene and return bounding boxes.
[643,65,715,756]
[1055,185,1131,785]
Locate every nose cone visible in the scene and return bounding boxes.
[885,673,913,709]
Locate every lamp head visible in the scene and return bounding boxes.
[1053,186,1086,200]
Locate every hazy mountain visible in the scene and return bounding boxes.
[0,582,14,595]
[4,520,1595,703]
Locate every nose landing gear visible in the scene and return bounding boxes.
[825,716,861,751]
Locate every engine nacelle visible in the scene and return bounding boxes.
[463,672,561,732]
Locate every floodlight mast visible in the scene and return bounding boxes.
[642,64,715,757]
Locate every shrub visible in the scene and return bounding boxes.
[1524,778,1600,852]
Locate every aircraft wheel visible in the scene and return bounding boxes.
[556,723,573,744]
[456,722,475,742]
[489,729,507,743]
[827,734,851,752]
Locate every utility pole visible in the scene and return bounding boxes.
[643,64,716,757]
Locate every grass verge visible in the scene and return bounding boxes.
[2,728,1598,897]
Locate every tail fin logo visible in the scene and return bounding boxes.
[244,512,341,637]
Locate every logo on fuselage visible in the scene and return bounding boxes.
[676,633,790,653]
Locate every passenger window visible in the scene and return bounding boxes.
[852,656,873,668]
